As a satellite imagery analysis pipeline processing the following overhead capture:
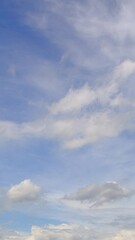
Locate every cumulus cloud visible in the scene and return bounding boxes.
[0,225,90,240]
[26,224,93,240]
[7,179,41,202]
[0,224,106,240]
[109,229,135,240]
[0,180,42,213]
[1,224,135,240]
[64,182,134,207]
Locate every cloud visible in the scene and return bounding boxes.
[0,224,106,240]
[0,121,21,140]
[50,84,96,114]
[0,227,27,240]
[18,224,106,240]
[0,111,128,149]
[113,59,135,80]
[7,179,41,202]
[1,224,135,240]
[64,182,134,207]
[27,224,92,240]
[0,180,42,213]
[50,59,135,115]
[109,230,135,240]
[26,228,135,240]
[61,112,127,149]
[0,60,135,149]
[25,0,135,68]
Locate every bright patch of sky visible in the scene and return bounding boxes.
[0,0,135,239]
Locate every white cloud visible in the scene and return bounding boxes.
[97,59,135,105]
[113,59,135,81]
[62,112,126,149]
[25,0,135,68]
[0,224,104,240]
[68,0,135,41]
[109,230,135,240]
[0,60,135,149]
[65,182,134,207]
[0,121,20,140]
[50,84,96,114]
[7,179,41,202]
[27,224,92,240]
[1,224,135,240]
[0,227,27,240]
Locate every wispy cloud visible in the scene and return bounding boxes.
[50,84,96,114]
[0,60,135,149]
[25,0,135,68]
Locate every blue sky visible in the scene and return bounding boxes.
[1,0,135,239]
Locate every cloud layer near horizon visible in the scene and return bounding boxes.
[1,224,135,240]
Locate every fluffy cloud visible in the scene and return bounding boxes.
[1,224,135,240]
[7,179,41,202]
[27,224,93,240]
[109,230,135,240]
[0,180,42,213]
[64,182,134,207]
[0,224,106,240]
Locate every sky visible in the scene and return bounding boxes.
[0,0,135,239]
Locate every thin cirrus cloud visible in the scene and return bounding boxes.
[25,0,135,68]
[64,182,134,208]
[0,59,135,149]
